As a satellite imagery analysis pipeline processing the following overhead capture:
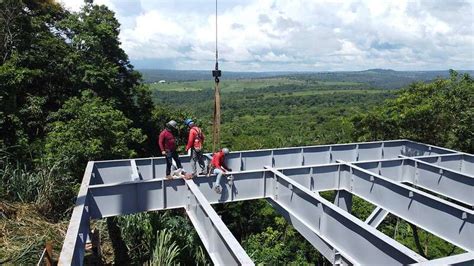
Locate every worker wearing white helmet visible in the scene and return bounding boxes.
[210,148,231,194]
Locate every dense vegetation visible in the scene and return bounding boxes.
[1,0,472,264]
[142,68,474,89]
[151,80,394,150]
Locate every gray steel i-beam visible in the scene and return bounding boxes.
[400,155,473,206]
[413,153,473,175]
[338,161,474,252]
[184,179,254,266]
[59,162,94,266]
[410,252,474,266]
[88,139,459,186]
[265,166,427,265]
[353,155,473,206]
[365,207,389,228]
[266,199,350,265]
[87,160,474,251]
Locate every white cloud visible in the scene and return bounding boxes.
[60,0,474,71]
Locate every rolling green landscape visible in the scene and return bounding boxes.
[1,0,473,265]
[148,78,366,92]
[149,77,394,151]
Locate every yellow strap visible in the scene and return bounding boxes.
[212,82,221,152]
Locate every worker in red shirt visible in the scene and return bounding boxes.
[158,120,183,179]
[184,118,206,177]
[210,148,232,194]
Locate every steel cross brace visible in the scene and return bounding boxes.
[265,166,427,265]
[365,207,389,228]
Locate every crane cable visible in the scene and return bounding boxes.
[212,0,222,152]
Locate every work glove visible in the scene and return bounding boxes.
[187,149,192,156]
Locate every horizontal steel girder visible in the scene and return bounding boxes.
[410,252,474,266]
[184,179,254,265]
[265,166,426,264]
[414,153,473,175]
[337,161,473,252]
[267,199,351,265]
[353,155,474,206]
[89,139,458,186]
[88,161,473,251]
[403,155,473,205]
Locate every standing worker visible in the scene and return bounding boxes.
[210,148,232,194]
[184,119,206,177]
[159,120,183,179]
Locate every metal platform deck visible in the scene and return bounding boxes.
[59,140,474,265]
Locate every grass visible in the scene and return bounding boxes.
[148,78,365,93]
[0,201,68,264]
[261,89,389,99]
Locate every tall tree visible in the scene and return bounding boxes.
[0,0,73,152]
[0,0,155,156]
[60,1,152,125]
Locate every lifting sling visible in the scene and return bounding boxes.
[212,0,221,152]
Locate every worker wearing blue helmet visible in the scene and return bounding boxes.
[185,118,206,177]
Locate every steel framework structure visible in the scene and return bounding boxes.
[59,140,474,265]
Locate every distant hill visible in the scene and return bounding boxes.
[139,69,474,89]
[287,69,474,89]
[138,69,290,83]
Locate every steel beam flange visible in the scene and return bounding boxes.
[59,162,94,266]
[365,207,389,228]
[397,155,473,206]
[184,179,254,266]
[410,252,474,266]
[265,166,426,265]
[338,160,474,252]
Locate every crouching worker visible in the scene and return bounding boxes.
[184,118,206,177]
[159,120,184,179]
[210,148,232,194]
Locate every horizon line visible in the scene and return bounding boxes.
[135,68,474,73]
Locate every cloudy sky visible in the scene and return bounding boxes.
[61,0,473,71]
